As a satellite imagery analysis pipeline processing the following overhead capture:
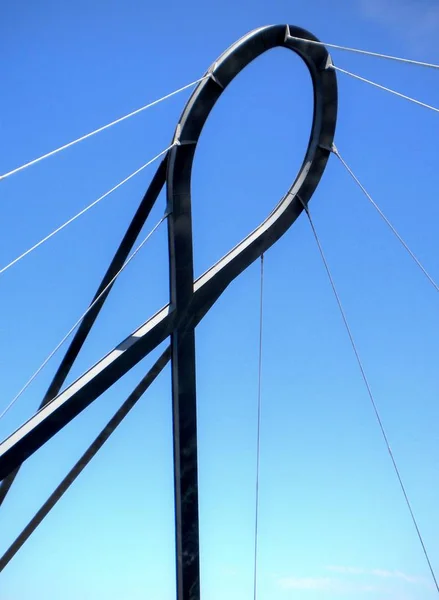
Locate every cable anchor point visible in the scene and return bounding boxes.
[208,65,224,89]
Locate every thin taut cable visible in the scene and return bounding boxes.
[299,197,439,594]
[286,34,439,70]
[333,145,439,293]
[253,254,264,600]
[0,76,207,181]
[0,144,174,277]
[331,65,439,115]
[0,213,168,422]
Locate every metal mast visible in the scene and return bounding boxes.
[0,24,337,600]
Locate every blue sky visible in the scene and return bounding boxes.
[0,1,438,599]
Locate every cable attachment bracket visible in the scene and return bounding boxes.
[208,64,225,89]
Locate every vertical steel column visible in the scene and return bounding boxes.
[167,141,200,600]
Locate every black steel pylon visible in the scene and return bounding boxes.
[0,24,338,600]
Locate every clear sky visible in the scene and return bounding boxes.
[0,1,438,599]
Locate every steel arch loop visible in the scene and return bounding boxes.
[164,27,338,598]
[0,29,338,587]
[0,25,338,491]
[166,24,338,320]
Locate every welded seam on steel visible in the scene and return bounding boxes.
[0,24,338,487]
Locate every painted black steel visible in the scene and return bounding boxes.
[166,137,200,598]
[0,24,338,600]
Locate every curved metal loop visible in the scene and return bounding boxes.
[167,24,337,320]
[0,25,338,484]
[164,29,337,596]
[0,29,338,589]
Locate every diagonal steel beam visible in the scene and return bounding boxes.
[0,122,334,481]
[0,346,171,572]
[0,158,167,506]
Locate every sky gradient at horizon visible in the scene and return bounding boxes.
[0,1,438,599]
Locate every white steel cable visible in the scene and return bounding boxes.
[300,197,439,595]
[0,76,207,181]
[0,144,175,277]
[287,34,439,70]
[0,213,167,422]
[333,145,439,294]
[331,65,439,114]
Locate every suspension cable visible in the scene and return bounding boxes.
[0,212,168,422]
[333,145,439,293]
[253,254,264,600]
[0,345,171,573]
[299,197,439,594]
[330,65,439,114]
[286,34,439,71]
[0,76,208,181]
[0,144,174,277]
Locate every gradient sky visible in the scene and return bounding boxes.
[0,1,438,599]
